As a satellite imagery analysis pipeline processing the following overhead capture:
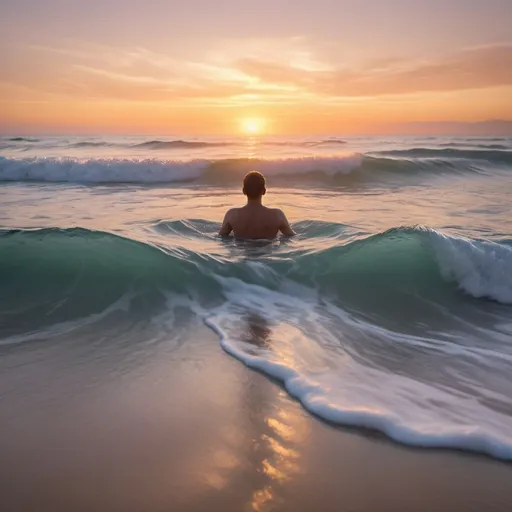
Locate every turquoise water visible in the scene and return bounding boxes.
[1,134,511,459]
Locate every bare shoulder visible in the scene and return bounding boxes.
[225,207,241,219]
[220,207,241,235]
[271,208,295,236]
[270,208,286,218]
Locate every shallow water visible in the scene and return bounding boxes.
[0,134,511,460]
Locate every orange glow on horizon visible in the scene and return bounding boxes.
[1,36,511,135]
[2,86,511,136]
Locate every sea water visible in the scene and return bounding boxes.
[1,134,511,459]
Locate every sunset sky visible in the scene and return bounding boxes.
[2,0,512,135]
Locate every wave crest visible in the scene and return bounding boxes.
[2,225,511,459]
[0,155,363,184]
[1,225,510,316]
[375,147,512,164]
[133,140,233,150]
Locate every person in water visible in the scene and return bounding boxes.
[219,171,296,239]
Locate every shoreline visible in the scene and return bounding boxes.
[1,323,511,512]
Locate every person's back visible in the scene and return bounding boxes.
[219,171,295,239]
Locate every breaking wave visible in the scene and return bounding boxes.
[1,225,511,459]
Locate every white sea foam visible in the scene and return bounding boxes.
[0,157,209,183]
[201,274,512,460]
[429,229,512,304]
[0,155,363,183]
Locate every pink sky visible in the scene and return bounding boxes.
[2,0,512,134]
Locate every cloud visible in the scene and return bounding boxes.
[8,40,512,107]
[36,41,304,103]
[25,37,331,103]
[60,63,250,103]
[234,43,512,97]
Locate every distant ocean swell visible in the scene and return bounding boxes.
[2,136,511,151]
[0,137,348,150]
[1,148,511,184]
[378,147,512,163]
[1,224,511,459]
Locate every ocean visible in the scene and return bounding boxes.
[1,134,511,463]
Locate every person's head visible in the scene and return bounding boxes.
[243,171,266,200]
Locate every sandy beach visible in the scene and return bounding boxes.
[1,323,511,512]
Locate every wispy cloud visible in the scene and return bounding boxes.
[6,40,512,108]
[233,44,512,97]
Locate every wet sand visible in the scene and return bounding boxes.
[1,324,511,512]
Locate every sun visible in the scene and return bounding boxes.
[246,121,258,133]
[241,118,265,135]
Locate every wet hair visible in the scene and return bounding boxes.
[243,171,266,199]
